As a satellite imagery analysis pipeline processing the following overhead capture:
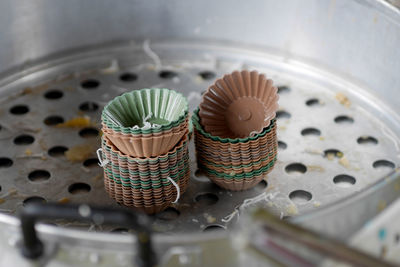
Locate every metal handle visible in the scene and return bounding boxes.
[19,203,156,267]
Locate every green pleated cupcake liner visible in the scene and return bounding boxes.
[192,108,275,143]
[102,88,188,134]
[198,156,277,180]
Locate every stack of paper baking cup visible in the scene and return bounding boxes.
[194,70,279,191]
[99,88,190,214]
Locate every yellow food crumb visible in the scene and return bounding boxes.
[286,204,298,215]
[326,153,335,161]
[338,156,350,168]
[335,92,351,107]
[394,183,400,191]
[378,200,386,211]
[319,136,325,141]
[24,149,32,156]
[58,197,70,204]
[65,144,94,162]
[56,116,91,128]
[313,201,321,207]
[206,215,216,223]
[307,165,325,172]
[278,126,287,131]
[304,149,323,155]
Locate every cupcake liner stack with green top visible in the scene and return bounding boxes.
[100,88,190,214]
[194,70,279,191]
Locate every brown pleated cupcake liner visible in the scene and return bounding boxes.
[103,167,190,214]
[104,127,188,158]
[195,134,277,161]
[199,70,279,138]
[194,122,277,150]
[197,149,277,175]
[102,132,189,169]
[107,154,190,189]
[195,144,277,164]
[194,127,277,163]
[102,120,189,158]
[210,174,267,191]
[103,138,189,178]
[107,151,185,174]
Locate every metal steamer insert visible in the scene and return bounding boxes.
[0,43,398,236]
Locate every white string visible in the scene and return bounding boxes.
[167,177,180,204]
[222,209,239,223]
[143,39,162,69]
[96,148,110,167]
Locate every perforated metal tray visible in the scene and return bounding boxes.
[0,41,398,233]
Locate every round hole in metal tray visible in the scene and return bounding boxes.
[276,110,291,119]
[301,127,321,136]
[333,174,356,188]
[285,163,307,175]
[48,146,68,157]
[373,159,395,170]
[305,98,322,107]
[289,190,312,204]
[357,136,378,145]
[79,101,99,112]
[324,149,343,159]
[195,193,218,206]
[193,169,210,182]
[28,170,51,182]
[156,207,180,220]
[68,183,91,194]
[198,71,215,80]
[159,70,178,79]
[278,141,287,150]
[203,224,226,232]
[81,79,100,89]
[83,158,100,168]
[277,85,290,94]
[111,227,129,234]
[255,180,268,190]
[119,72,138,82]
[23,196,47,207]
[79,127,99,138]
[13,134,34,145]
[0,157,13,168]
[334,115,354,124]
[44,115,64,126]
[44,89,63,100]
[9,105,29,115]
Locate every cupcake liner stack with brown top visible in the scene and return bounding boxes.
[99,88,190,214]
[193,70,279,191]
